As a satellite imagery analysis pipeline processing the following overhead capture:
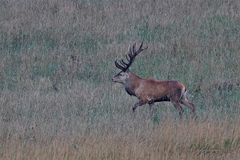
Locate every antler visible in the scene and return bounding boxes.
[115,42,148,72]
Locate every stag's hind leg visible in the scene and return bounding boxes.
[180,98,196,118]
[170,90,184,119]
[170,96,184,119]
[171,101,184,119]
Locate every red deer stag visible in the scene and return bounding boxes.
[112,42,196,119]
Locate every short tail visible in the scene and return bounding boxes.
[179,86,187,101]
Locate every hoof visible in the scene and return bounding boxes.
[132,107,136,112]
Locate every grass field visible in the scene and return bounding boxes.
[1,0,240,159]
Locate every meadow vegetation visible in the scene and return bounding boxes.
[1,0,240,159]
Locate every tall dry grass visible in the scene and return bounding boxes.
[1,119,240,160]
[1,0,240,159]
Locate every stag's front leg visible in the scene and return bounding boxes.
[148,99,155,110]
[148,100,156,117]
[132,100,147,112]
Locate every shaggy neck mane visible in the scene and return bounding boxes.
[124,72,141,96]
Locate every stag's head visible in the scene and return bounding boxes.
[112,42,147,84]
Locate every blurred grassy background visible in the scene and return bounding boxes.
[1,0,240,159]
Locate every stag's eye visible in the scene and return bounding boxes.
[121,73,127,77]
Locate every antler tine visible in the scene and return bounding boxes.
[132,43,136,55]
[115,60,126,71]
[128,45,133,57]
[125,54,130,61]
[135,41,148,55]
[120,59,128,66]
[139,41,143,50]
